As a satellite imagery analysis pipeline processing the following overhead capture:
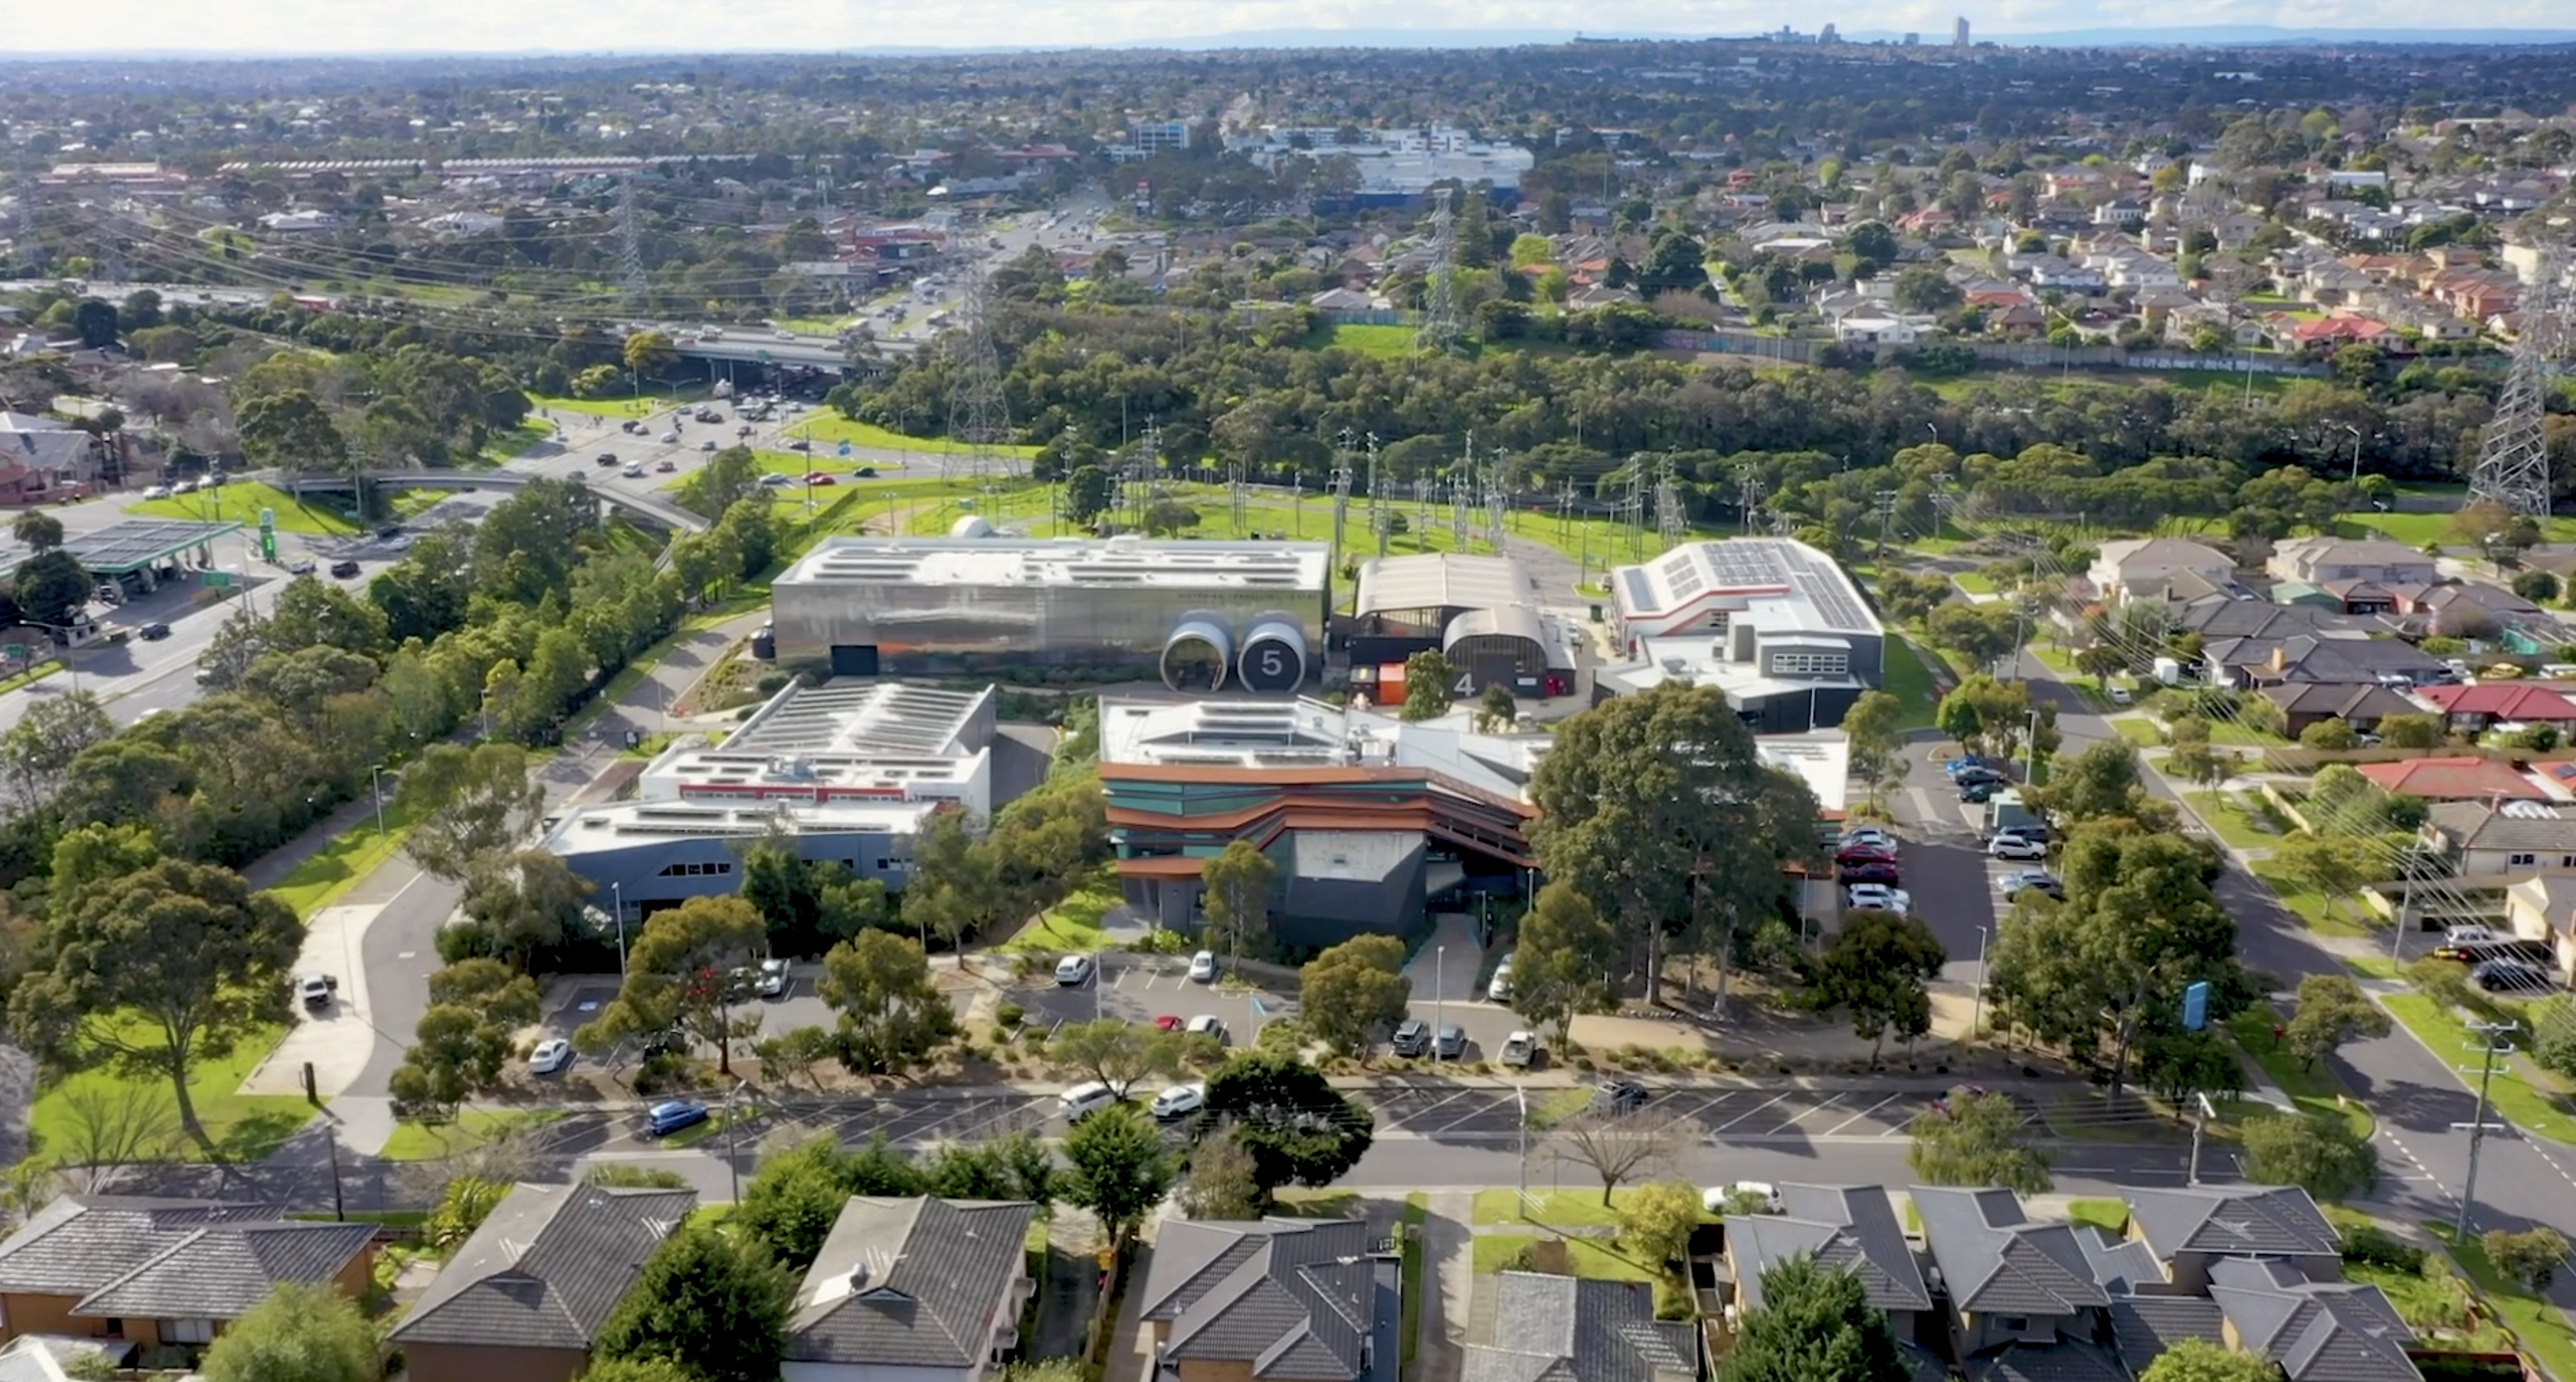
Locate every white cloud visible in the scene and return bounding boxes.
[9,0,2569,52]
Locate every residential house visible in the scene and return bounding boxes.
[2411,682,2576,734]
[390,1182,695,1382]
[2422,801,2576,881]
[1462,1273,1698,1382]
[2087,538,2235,607]
[0,1334,128,1381]
[782,1196,1036,1382]
[1137,1218,1394,1382]
[2287,316,2396,350]
[2358,757,2548,804]
[2202,634,2446,689]
[0,1196,377,1355]
[2268,536,2439,588]
[2120,1185,2343,1292]
[2254,682,2422,737]
[1911,1187,2109,1356]
[2504,874,2576,982]
[2312,580,2400,616]
[1723,1183,1932,1336]
[256,209,342,233]
[2206,1257,2422,1382]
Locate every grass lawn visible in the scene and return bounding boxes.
[1272,1190,1364,1219]
[264,796,420,919]
[2429,1224,2576,1381]
[2113,719,2163,748]
[1952,570,1999,595]
[379,1108,562,1162]
[2184,790,2280,850]
[1880,634,1946,731]
[2066,1199,2129,1234]
[2227,1007,2372,1138]
[27,1018,310,1165]
[1468,1232,1661,1282]
[526,392,695,418]
[1472,1188,1645,1227]
[2340,509,2576,548]
[1303,322,1418,357]
[2249,862,2376,940]
[2209,719,2291,748]
[478,417,555,464]
[2379,996,2576,1146]
[998,880,1118,955]
[784,413,1041,458]
[123,481,374,537]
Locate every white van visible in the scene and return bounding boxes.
[1058,1081,1118,1122]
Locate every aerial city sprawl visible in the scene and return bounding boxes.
[3,16,2576,1382]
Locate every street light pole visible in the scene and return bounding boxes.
[1970,922,1991,1042]
[1432,945,1446,1064]
[2453,1021,2518,1242]
[612,882,628,975]
[369,765,388,838]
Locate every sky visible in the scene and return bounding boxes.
[10,0,2574,54]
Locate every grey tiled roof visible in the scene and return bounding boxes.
[2124,1186,2340,1263]
[1911,1188,2109,1317]
[2106,1295,2227,1371]
[0,1196,279,1297]
[390,1184,696,1350]
[1461,1274,1698,1382]
[2075,1226,2165,1295]
[1971,1341,2128,1382]
[786,1196,1035,1369]
[1141,1220,1382,1382]
[1776,1185,1932,1311]
[73,1221,376,1318]
[2209,1257,2421,1382]
[1730,1206,1933,1314]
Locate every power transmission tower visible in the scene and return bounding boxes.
[1655,451,1687,552]
[1329,430,1354,556]
[1620,455,1648,560]
[1874,488,1900,559]
[1416,187,1464,355]
[1367,435,1391,560]
[618,174,647,308]
[1229,462,1247,531]
[2453,1019,2519,1242]
[1485,451,1509,545]
[2467,258,2564,517]
[946,268,1011,488]
[1737,463,1764,535]
[1451,435,1474,552]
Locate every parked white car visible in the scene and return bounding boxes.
[1843,884,1912,915]
[1498,1031,1538,1068]
[528,1039,573,1075]
[1988,833,2047,861]
[1149,1083,1206,1121]
[1487,953,1515,1002]
[1055,954,1095,986]
[1188,950,1217,982]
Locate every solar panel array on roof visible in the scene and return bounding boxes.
[1620,567,1658,611]
[1703,542,1793,588]
[1784,545,1873,631]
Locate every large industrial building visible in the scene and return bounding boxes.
[1343,552,1581,703]
[1597,538,1886,734]
[769,535,1332,689]
[1098,695,1543,945]
[540,682,1000,925]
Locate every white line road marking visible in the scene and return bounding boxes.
[1713,1093,1791,1133]
[1769,1092,1847,1135]
[1821,1093,1907,1137]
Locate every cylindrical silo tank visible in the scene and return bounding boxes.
[1160,613,1233,691]
[1235,612,1309,693]
[949,515,995,539]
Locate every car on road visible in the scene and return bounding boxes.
[2443,925,2506,948]
[697,441,715,453]
[1488,953,1515,1002]
[754,957,791,998]
[788,439,812,451]
[528,1038,573,1075]
[1189,950,1217,982]
[297,973,335,1010]
[802,472,836,486]
[138,622,171,641]
[1059,1082,1118,1121]
[1996,870,2063,900]
[643,1100,708,1138]
[1703,1181,1781,1215]
[1434,1024,1467,1060]
[758,473,793,488]
[1959,780,2003,805]
[622,462,646,478]
[595,452,619,465]
[1591,1078,1650,1115]
[330,560,361,579]
[2471,959,2556,995]
[1498,1031,1538,1068]
[286,558,318,576]
[1149,1083,1206,1121]
[1844,884,1911,915]
[696,410,723,423]
[1055,954,1095,986]
[142,484,172,499]
[658,432,679,443]
[1988,833,2047,861]
[1391,1018,1431,1057]
[737,425,756,436]
[1186,1014,1229,1045]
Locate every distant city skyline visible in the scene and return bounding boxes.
[7,1,2574,56]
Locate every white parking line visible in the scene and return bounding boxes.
[1713,1092,1791,1133]
[1820,1093,1907,1137]
[1769,1092,1847,1135]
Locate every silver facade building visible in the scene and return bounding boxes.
[769,535,1333,689]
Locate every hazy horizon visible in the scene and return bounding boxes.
[8,1,2574,57]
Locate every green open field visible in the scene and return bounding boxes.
[783,414,1042,459]
[266,795,419,919]
[122,481,437,536]
[526,391,702,418]
[1880,635,1947,731]
[1301,322,1419,357]
[997,880,1118,955]
[27,1017,310,1165]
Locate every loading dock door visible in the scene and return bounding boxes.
[829,645,881,677]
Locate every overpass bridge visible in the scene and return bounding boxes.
[671,335,917,371]
[275,471,711,535]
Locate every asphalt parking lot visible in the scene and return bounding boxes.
[1363,1083,1985,1143]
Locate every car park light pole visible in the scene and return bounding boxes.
[368,764,389,838]
[611,882,627,975]
[1432,945,1445,1064]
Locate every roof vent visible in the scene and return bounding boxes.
[849,1263,869,1290]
